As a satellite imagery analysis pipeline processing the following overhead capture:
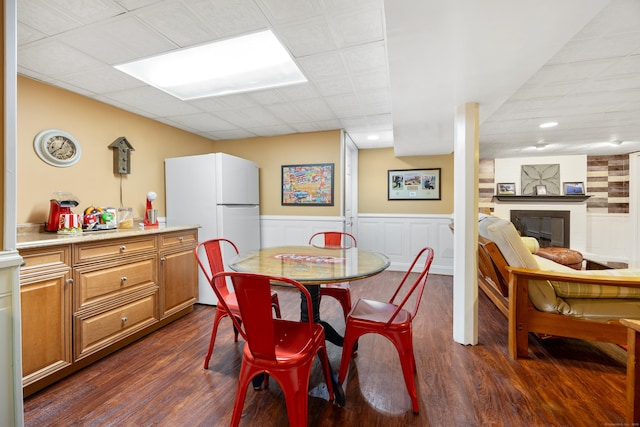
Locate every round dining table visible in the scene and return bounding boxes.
[229,245,390,405]
[229,245,390,344]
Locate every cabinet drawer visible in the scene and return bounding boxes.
[159,229,198,250]
[20,246,70,275]
[75,256,157,311]
[74,236,157,264]
[74,291,159,360]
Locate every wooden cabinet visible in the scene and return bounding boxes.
[18,227,198,397]
[159,229,198,318]
[19,246,72,390]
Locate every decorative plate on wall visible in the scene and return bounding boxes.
[521,164,560,195]
[33,129,82,167]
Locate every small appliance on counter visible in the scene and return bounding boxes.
[82,206,117,231]
[45,191,80,232]
[143,191,158,227]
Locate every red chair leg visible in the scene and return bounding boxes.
[271,293,282,318]
[204,308,227,369]
[320,287,352,319]
[338,325,361,384]
[230,362,256,427]
[391,332,420,414]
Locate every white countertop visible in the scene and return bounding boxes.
[17,222,200,250]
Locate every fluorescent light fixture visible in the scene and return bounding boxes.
[539,121,558,129]
[114,30,307,100]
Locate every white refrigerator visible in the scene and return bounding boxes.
[165,153,261,305]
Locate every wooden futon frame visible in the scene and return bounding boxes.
[478,236,640,359]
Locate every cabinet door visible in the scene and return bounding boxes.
[160,248,197,318]
[20,271,72,386]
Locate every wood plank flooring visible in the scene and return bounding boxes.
[24,271,628,426]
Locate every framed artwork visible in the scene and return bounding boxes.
[563,181,585,195]
[388,168,441,200]
[535,185,547,195]
[497,183,516,195]
[521,164,560,195]
[281,163,334,206]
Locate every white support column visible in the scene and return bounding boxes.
[453,103,479,345]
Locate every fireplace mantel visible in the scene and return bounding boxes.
[495,195,590,203]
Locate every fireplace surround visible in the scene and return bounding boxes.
[510,210,571,248]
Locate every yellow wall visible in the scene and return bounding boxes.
[358,148,454,214]
[208,131,341,216]
[1,4,4,247]
[17,77,214,224]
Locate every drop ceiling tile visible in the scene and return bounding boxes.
[190,94,257,112]
[18,40,106,78]
[352,69,389,91]
[203,129,257,140]
[18,1,83,36]
[54,0,127,24]
[133,1,217,46]
[247,124,297,137]
[115,0,160,10]
[187,0,268,38]
[276,84,320,101]
[296,51,348,80]
[289,98,336,121]
[57,64,146,94]
[256,0,320,24]
[57,15,178,65]
[313,76,354,97]
[288,119,343,133]
[164,112,237,132]
[276,16,338,57]
[341,41,387,73]
[246,89,286,105]
[17,22,46,46]
[265,103,313,123]
[328,6,384,48]
[102,86,201,116]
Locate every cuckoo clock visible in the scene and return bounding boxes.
[108,137,135,174]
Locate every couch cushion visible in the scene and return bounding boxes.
[478,216,540,270]
[548,268,640,299]
[521,237,540,254]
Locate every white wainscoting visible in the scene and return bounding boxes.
[357,214,454,275]
[585,213,630,264]
[261,215,346,247]
[261,214,454,276]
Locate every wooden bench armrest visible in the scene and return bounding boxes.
[507,267,640,288]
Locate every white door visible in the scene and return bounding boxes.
[344,133,359,237]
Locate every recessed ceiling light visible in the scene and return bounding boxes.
[114,30,307,100]
[539,122,558,129]
[367,134,380,141]
[608,140,623,146]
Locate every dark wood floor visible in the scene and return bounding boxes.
[24,271,628,426]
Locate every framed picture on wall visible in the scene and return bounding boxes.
[281,163,334,205]
[388,168,441,200]
[496,182,516,195]
[563,181,585,195]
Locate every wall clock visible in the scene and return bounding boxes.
[34,129,82,167]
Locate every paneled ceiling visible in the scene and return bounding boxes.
[16,0,640,159]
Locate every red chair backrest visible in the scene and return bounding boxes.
[211,271,315,361]
[194,238,239,300]
[386,247,435,325]
[309,231,357,249]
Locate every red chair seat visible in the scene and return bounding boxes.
[338,247,435,415]
[211,271,335,427]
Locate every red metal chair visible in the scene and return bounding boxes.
[211,271,335,427]
[337,246,435,414]
[308,231,357,320]
[194,238,281,369]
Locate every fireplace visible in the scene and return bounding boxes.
[510,210,571,248]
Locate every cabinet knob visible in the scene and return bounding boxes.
[119,245,126,252]
[121,316,128,323]
[65,278,74,286]
[121,276,127,284]
[178,236,183,242]
[160,257,166,263]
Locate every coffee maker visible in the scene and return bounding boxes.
[45,192,80,232]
